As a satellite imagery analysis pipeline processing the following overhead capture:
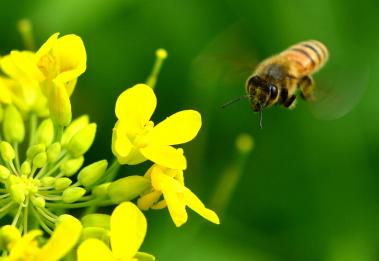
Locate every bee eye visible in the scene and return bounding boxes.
[269,84,278,98]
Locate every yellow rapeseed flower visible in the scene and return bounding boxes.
[4,215,82,261]
[138,164,220,227]
[0,77,13,104]
[112,84,201,170]
[77,202,154,261]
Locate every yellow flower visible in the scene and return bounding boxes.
[77,202,154,261]
[138,164,220,227]
[36,32,86,97]
[4,215,82,261]
[112,84,201,170]
[0,77,13,104]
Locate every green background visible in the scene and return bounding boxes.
[1,0,379,260]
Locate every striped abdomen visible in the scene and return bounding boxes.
[279,40,329,76]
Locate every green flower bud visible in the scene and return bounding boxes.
[48,84,72,126]
[26,144,46,160]
[0,141,15,162]
[33,152,47,168]
[0,165,10,180]
[31,196,45,208]
[20,161,31,176]
[61,115,89,147]
[36,119,54,146]
[2,105,25,143]
[67,123,96,157]
[92,182,110,197]
[40,176,55,187]
[81,214,110,229]
[81,227,110,243]
[108,176,151,204]
[135,252,155,261]
[47,142,61,162]
[54,178,72,191]
[60,156,84,177]
[10,184,26,204]
[62,187,86,203]
[78,160,108,188]
[0,225,21,248]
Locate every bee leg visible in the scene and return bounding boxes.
[299,76,315,101]
[284,95,297,110]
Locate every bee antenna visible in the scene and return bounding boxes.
[222,95,249,109]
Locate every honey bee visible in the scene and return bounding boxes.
[223,40,329,127]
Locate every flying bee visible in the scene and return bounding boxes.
[223,40,329,128]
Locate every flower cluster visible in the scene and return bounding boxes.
[0,22,219,260]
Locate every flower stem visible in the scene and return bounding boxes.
[28,113,37,147]
[11,203,23,226]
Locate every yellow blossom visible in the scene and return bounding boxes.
[0,77,13,104]
[112,84,201,170]
[4,215,82,261]
[138,164,220,227]
[77,202,154,261]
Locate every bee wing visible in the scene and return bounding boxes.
[189,20,259,103]
[310,63,370,120]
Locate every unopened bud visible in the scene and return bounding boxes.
[54,178,72,190]
[92,182,110,197]
[60,156,84,177]
[62,187,86,203]
[20,161,31,176]
[48,84,72,126]
[81,214,110,229]
[2,105,25,143]
[31,196,45,208]
[10,184,26,204]
[27,144,46,160]
[108,176,151,204]
[0,165,10,180]
[46,143,61,162]
[36,119,54,146]
[61,115,89,147]
[81,227,109,242]
[67,123,96,157]
[78,160,108,188]
[33,152,47,168]
[0,142,15,162]
[40,176,55,187]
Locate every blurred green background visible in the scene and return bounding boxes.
[1,0,379,260]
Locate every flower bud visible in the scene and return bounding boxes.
[78,160,108,188]
[54,178,72,191]
[10,184,26,204]
[26,144,46,160]
[108,176,151,204]
[62,187,86,203]
[40,176,55,187]
[67,123,96,157]
[46,142,61,162]
[81,214,110,229]
[31,196,46,208]
[33,152,47,168]
[0,165,10,180]
[81,227,110,242]
[135,252,155,261]
[60,156,84,177]
[0,142,15,162]
[61,115,89,147]
[20,161,31,176]
[36,119,54,146]
[2,105,25,143]
[48,84,72,126]
[92,182,110,197]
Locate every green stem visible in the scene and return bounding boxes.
[23,199,29,234]
[13,143,21,172]
[36,207,57,224]
[0,200,14,213]
[103,159,120,183]
[36,153,68,179]
[54,124,64,143]
[30,205,53,234]
[28,113,37,147]
[46,199,113,209]
[11,203,23,226]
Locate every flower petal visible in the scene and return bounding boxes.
[36,33,59,60]
[115,84,156,129]
[151,168,187,227]
[52,34,87,85]
[147,110,201,145]
[140,145,186,170]
[77,239,113,261]
[110,202,147,259]
[38,215,82,261]
[184,187,220,225]
[112,122,146,165]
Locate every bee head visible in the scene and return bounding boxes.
[246,75,278,112]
